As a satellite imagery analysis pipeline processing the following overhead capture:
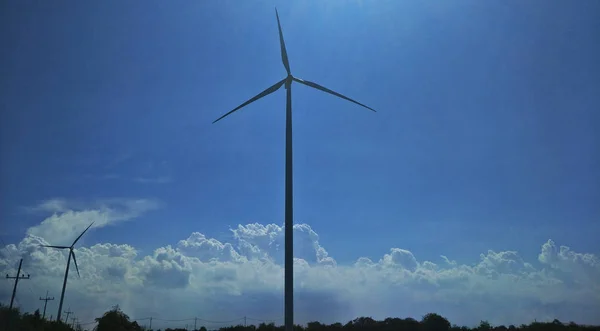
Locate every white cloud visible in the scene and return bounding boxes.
[1,211,599,330]
[22,198,71,214]
[231,223,336,266]
[539,240,599,280]
[24,198,160,244]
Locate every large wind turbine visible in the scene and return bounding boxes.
[213,9,375,331]
[40,222,94,323]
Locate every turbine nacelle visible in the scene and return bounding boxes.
[40,221,95,322]
[213,9,375,124]
[39,221,94,279]
[211,9,376,331]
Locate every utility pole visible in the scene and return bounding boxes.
[6,258,30,309]
[149,316,152,330]
[63,308,73,324]
[194,317,197,331]
[39,290,55,319]
[244,316,247,327]
[71,316,77,329]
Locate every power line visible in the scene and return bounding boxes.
[52,315,283,329]
[247,317,284,322]
[39,290,55,319]
[1,237,282,329]
[0,236,39,302]
[64,307,73,324]
[151,317,195,322]
[6,258,31,309]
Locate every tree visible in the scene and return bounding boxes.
[422,313,451,331]
[308,321,324,331]
[94,305,142,331]
[33,309,42,320]
[352,317,377,329]
[478,321,492,331]
[4,302,600,331]
[257,322,278,331]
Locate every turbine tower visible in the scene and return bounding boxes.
[213,9,375,331]
[40,222,94,323]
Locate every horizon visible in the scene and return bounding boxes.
[3,306,598,331]
[1,0,599,329]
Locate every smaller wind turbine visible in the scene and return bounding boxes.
[40,222,94,323]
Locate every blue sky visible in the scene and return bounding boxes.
[1,0,599,327]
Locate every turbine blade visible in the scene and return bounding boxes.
[71,250,80,278]
[72,221,94,246]
[213,78,286,124]
[292,77,376,112]
[40,245,69,249]
[275,8,291,74]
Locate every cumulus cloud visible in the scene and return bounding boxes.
[23,198,160,244]
[539,240,599,278]
[231,223,336,266]
[177,232,243,263]
[1,212,599,330]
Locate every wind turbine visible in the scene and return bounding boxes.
[40,222,94,323]
[213,9,375,331]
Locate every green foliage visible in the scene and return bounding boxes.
[2,302,600,331]
[478,321,492,331]
[94,305,142,331]
[0,303,75,331]
[422,313,452,331]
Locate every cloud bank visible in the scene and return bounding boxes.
[1,203,599,330]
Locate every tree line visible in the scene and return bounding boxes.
[1,303,599,331]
